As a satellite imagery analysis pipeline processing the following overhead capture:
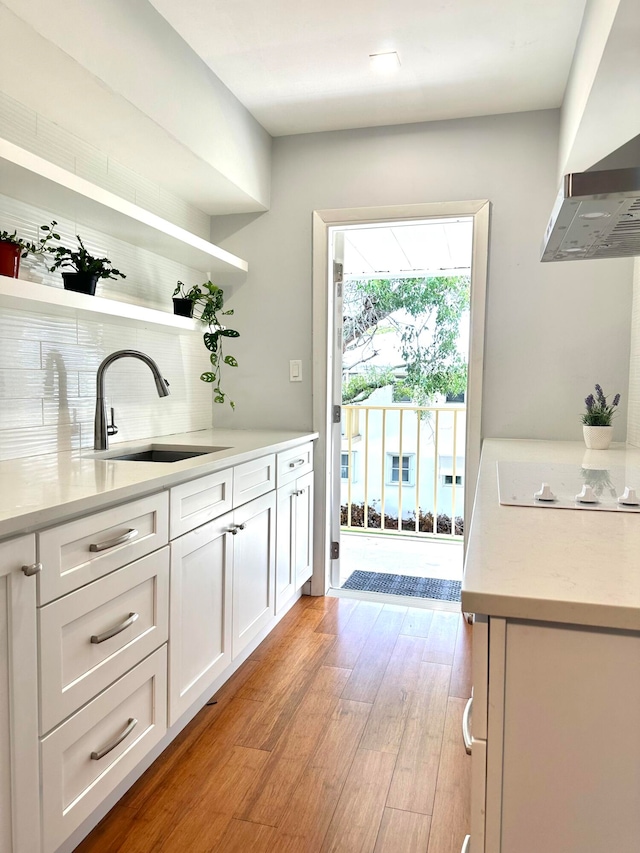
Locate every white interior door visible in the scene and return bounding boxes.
[329,229,344,589]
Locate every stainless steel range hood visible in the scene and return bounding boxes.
[541,167,640,262]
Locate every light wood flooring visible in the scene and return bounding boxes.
[76,595,472,853]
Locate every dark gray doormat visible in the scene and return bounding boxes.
[342,570,461,601]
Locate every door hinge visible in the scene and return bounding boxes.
[330,541,340,560]
[332,405,341,424]
[334,261,343,297]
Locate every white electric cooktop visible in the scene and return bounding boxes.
[497,461,640,513]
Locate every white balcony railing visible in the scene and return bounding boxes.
[340,404,465,539]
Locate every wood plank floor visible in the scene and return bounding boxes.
[76,596,472,853]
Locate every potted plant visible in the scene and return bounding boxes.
[47,234,125,294]
[582,384,620,449]
[172,280,201,317]
[0,221,60,279]
[179,280,239,408]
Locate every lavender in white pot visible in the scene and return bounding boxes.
[581,384,620,449]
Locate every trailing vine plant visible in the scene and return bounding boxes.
[0,220,60,257]
[174,280,239,408]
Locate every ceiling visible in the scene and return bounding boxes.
[149,0,588,137]
[343,219,473,277]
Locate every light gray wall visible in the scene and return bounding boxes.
[211,109,633,441]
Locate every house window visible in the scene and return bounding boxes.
[341,452,356,480]
[442,473,463,486]
[446,391,465,403]
[387,454,415,485]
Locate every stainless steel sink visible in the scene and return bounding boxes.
[106,445,230,463]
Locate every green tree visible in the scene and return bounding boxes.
[342,275,469,405]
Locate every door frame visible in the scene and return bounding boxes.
[311,200,490,595]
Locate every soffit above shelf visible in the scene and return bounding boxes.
[0,139,248,285]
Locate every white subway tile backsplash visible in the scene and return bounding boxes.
[0,307,78,345]
[0,399,43,430]
[0,423,81,460]
[40,342,106,373]
[42,396,95,427]
[0,338,42,369]
[0,369,79,399]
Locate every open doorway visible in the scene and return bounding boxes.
[311,201,490,606]
[335,218,471,603]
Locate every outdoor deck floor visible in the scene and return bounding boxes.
[340,533,463,587]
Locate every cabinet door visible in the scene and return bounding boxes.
[293,470,314,589]
[275,484,296,614]
[232,491,276,659]
[169,513,233,725]
[500,620,640,853]
[0,536,40,853]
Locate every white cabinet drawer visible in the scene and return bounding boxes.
[233,454,276,506]
[170,468,233,538]
[41,646,167,853]
[277,442,313,487]
[39,548,169,734]
[38,492,169,604]
[472,614,488,740]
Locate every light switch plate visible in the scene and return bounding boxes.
[289,359,302,382]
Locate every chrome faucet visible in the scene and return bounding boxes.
[94,350,170,450]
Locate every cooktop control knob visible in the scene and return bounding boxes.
[534,483,556,502]
[576,485,598,503]
[618,487,639,506]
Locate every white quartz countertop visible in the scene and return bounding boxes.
[0,428,317,540]
[461,439,640,631]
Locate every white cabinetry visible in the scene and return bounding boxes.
[169,446,311,724]
[0,536,40,853]
[36,495,170,853]
[38,548,169,733]
[276,470,314,613]
[469,616,640,853]
[169,488,276,726]
[41,647,167,853]
[0,437,314,853]
[169,513,233,724]
[231,490,276,659]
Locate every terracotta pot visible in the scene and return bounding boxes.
[0,241,22,278]
[61,272,99,295]
[582,425,613,450]
[173,297,194,317]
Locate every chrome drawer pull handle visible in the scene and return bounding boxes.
[229,526,238,535]
[90,528,139,553]
[294,488,305,496]
[288,458,305,468]
[237,523,246,531]
[91,717,138,760]
[91,612,139,644]
[460,835,471,853]
[21,562,42,577]
[462,696,473,755]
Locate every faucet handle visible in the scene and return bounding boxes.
[107,407,119,437]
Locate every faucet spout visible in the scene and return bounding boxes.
[94,349,170,451]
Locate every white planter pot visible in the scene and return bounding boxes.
[583,425,613,450]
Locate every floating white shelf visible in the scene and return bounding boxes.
[0,138,248,284]
[0,275,203,332]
